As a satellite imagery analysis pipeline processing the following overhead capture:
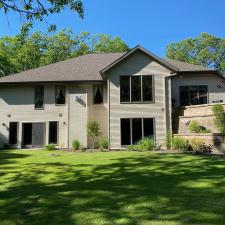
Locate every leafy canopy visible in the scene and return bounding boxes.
[0,0,84,24]
[166,33,225,74]
[0,26,129,77]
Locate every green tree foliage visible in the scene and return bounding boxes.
[0,0,84,24]
[0,28,129,77]
[212,104,225,133]
[166,33,225,74]
[87,120,101,149]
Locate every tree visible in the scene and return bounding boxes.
[0,28,129,77]
[0,0,84,24]
[166,33,225,74]
[87,120,101,149]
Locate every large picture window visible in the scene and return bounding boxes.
[34,85,44,109]
[121,118,154,145]
[55,86,66,105]
[180,85,208,106]
[120,75,153,103]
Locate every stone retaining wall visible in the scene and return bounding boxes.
[173,103,225,134]
[174,134,225,153]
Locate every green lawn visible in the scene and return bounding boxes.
[0,150,225,225]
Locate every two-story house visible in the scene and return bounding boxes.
[0,45,224,149]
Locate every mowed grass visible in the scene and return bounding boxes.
[0,150,225,225]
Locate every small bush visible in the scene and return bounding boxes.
[165,131,172,149]
[172,137,189,152]
[189,138,213,155]
[87,120,101,149]
[189,138,204,152]
[138,138,156,151]
[188,120,211,133]
[212,104,225,133]
[99,138,109,150]
[3,143,11,150]
[72,139,80,150]
[45,144,56,150]
[127,145,136,151]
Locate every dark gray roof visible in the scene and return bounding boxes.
[164,58,210,72]
[0,46,215,84]
[0,53,124,83]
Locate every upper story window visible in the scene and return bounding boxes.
[180,85,208,106]
[34,85,44,109]
[93,85,103,104]
[55,85,66,105]
[120,75,153,103]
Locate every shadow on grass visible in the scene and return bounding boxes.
[0,152,225,225]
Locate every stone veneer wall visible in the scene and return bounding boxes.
[173,103,225,134]
[173,103,225,153]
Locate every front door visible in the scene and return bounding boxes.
[22,123,45,148]
[32,123,45,148]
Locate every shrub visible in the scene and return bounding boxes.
[138,138,156,151]
[212,104,225,133]
[3,143,11,150]
[189,138,213,155]
[45,144,56,150]
[189,138,204,152]
[99,138,109,150]
[165,131,172,149]
[127,145,136,151]
[87,120,101,149]
[188,120,211,133]
[72,139,80,150]
[172,136,189,152]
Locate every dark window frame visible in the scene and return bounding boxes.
[49,121,58,145]
[93,84,104,104]
[34,85,44,109]
[179,85,208,106]
[9,122,18,145]
[120,75,154,103]
[120,117,155,146]
[55,85,66,105]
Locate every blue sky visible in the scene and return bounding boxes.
[0,0,224,56]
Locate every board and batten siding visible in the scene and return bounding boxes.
[171,73,225,107]
[106,51,172,149]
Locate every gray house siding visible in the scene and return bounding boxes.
[106,51,172,149]
[171,73,225,107]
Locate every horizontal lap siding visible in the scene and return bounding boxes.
[0,85,68,148]
[107,51,171,149]
[171,74,225,107]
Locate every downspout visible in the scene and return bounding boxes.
[107,79,111,150]
[67,86,70,149]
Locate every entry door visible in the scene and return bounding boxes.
[22,123,45,148]
[32,123,45,148]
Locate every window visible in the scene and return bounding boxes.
[9,122,18,145]
[49,121,58,144]
[55,86,66,105]
[120,75,153,103]
[34,85,44,109]
[180,85,208,106]
[143,76,153,101]
[93,85,103,104]
[121,118,154,145]
[120,76,130,102]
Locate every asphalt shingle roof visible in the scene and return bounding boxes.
[0,51,212,84]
